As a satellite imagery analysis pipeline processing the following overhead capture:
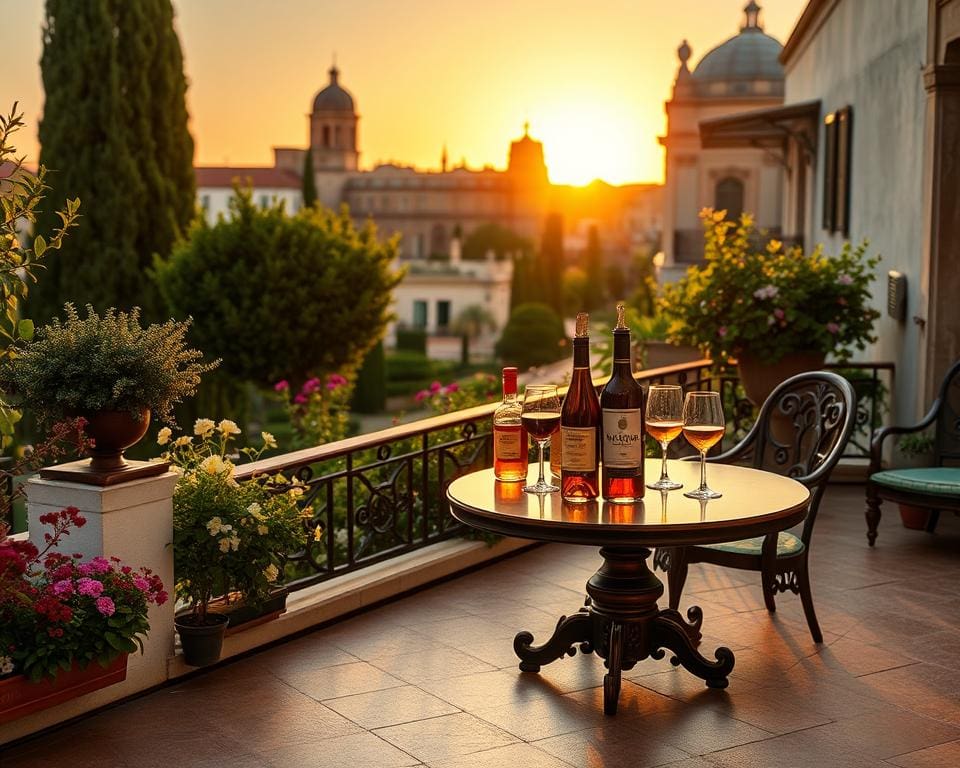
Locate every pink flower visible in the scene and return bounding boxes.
[444,382,459,393]
[327,373,348,390]
[77,562,94,576]
[302,377,322,394]
[773,308,785,320]
[95,596,116,617]
[76,577,104,598]
[826,322,840,334]
[838,273,854,285]
[414,390,429,403]
[52,579,74,597]
[294,393,308,404]
[273,380,290,392]
[133,576,151,593]
[155,590,169,606]
[429,380,442,394]
[90,556,110,574]
[717,326,727,338]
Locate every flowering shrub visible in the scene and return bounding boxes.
[0,508,166,682]
[414,373,500,415]
[161,419,309,621]
[660,209,881,365]
[275,373,353,448]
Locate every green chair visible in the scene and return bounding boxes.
[654,371,857,643]
[865,359,960,546]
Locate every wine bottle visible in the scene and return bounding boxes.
[560,313,601,502]
[601,303,645,502]
[493,367,527,481]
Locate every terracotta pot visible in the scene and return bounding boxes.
[898,504,931,530]
[0,654,127,725]
[175,613,229,667]
[83,410,151,472]
[736,351,827,406]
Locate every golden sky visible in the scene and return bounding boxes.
[3,0,806,185]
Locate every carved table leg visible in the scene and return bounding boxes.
[514,609,592,672]
[513,546,736,713]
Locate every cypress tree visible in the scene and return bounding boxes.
[584,225,605,310]
[32,0,195,323]
[538,213,565,318]
[302,148,318,208]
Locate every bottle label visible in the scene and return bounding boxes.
[602,409,643,468]
[550,432,562,473]
[561,426,597,471]
[494,426,523,460]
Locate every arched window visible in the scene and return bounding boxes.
[715,177,744,220]
[322,125,330,148]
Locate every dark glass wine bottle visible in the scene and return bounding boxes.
[601,304,645,502]
[560,313,601,502]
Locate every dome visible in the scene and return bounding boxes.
[312,66,355,113]
[692,2,783,83]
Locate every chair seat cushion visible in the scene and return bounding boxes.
[870,467,960,498]
[702,531,805,557]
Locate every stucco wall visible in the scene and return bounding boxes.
[784,0,927,420]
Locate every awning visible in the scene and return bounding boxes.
[699,100,821,155]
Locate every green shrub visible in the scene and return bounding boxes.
[495,303,567,370]
[352,341,386,414]
[387,351,434,382]
[395,328,427,355]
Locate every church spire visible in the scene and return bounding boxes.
[742,1,762,31]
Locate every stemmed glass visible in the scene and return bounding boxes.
[682,391,725,500]
[645,384,684,490]
[521,385,561,494]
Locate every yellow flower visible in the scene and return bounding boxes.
[313,525,323,542]
[156,427,172,446]
[218,537,231,553]
[263,564,279,583]
[218,419,241,437]
[194,418,215,437]
[200,455,229,476]
[261,431,277,449]
[173,435,192,448]
[257,524,269,536]
[206,516,223,535]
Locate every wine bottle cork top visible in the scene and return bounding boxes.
[575,312,589,338]
[614,303,627,331]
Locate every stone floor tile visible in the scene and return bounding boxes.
[886,739,960,767]
[324,685,460,729]
[258,731,422,768]
[472,692,606,741]
[374,712,518,763]
[707,727,888,768]
[279,660,406,701]
[370,646,497,685]
[636,706,773,755]
[533,725,690,768]
[808,709,960,760]
[426,741,572,768]
[415,668,553,711]
[563,679,684,719]
[702,687,833,734]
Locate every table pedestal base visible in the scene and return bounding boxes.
[514,546,735,715]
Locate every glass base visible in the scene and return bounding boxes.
[647,478,683,491]
[683,487,722,500]
[524,481,559,494]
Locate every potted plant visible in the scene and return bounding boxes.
[660,209,881,403]
[0,507,166,723]
[895,432,936,529]
[2,304,216,474]
[162,419,309,666]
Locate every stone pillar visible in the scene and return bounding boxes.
[1,471,179,741]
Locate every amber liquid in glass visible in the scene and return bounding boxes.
[493,367,528,481]
[646,420,683,444]
[682,425,725,453]
[600,322,644,502]
[561,317,601,502]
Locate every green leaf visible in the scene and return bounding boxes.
[17,318,33,341]
[33,234,46,257]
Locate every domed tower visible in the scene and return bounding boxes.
[659,1,785,272]
[310,64,359,172]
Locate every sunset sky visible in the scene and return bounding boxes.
[3,0,806,185]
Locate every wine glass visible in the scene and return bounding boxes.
[645,384,684,491]
[682,391,725,500]
[521,385,561,494]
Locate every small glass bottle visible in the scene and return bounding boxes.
[493,367,528,481]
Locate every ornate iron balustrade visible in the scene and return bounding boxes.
[233,358,893,594]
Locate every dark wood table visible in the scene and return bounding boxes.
[446,459,810,714]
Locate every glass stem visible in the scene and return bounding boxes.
[659,442,670,482]
[537,440,546,486]
[699,451,708,491]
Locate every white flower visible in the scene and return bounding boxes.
[257,524,269,536]
[156,427,172,446]
[218,419,241,436]
[838,273,854,285]
[173,436,193,448]
[218,537,231,553]
[752,284,779,301]
[263,564,279,583]
[194,418,215,437]
[246,502,262,516]
[261,431,277,449]
[0,655,14,675]
[207,517,223,536]
[229,535,240,551]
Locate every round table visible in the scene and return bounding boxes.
[446,459,810,715]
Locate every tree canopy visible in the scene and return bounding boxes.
[494,302,567,370]
[155,188,403,387]
[30,0,195,323]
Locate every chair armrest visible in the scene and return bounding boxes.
[869,401,940,472]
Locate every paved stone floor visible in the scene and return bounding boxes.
[3,484,960,767]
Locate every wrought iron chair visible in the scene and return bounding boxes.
[865,359,960,546]
[654,371,857,643]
